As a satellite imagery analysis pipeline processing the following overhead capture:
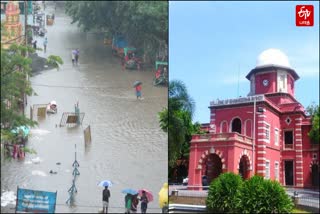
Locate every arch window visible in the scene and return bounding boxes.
[231,118,242,134]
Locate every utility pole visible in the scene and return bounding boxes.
[23,0,28,116]
[252,98,256,174]
[24,0,28,51]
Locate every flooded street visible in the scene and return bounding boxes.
[1,3,167,213]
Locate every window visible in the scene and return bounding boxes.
[280,75,286,89]
[313,153,318,160]
[275,162,279,181]
[231,118,241,134]
[278,71,287,93]
[275,129,279,146]
[284,130,293,149]
[265,124,270,141]
[265,161,270,179]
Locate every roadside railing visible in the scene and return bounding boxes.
[169,185,209,197]
[289,191,320,211]
[169,204,207,213]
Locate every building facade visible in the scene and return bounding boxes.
[1,1,23,49]
[188,49,319,189]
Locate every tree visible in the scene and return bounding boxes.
[1,43,36,130]
[159,80,199,181]
[168,80,195,167]
[64,1,168,63]
[306,103,319,144]
[1,24,63,153]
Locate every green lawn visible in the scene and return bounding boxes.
[291,208,310,213]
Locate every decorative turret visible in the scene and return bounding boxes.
[1,1,23,49]
[246,49,300,97]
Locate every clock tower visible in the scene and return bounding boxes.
[246,49,299,97]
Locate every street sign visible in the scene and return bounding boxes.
[84,125,91,144]
[16,187,57,213]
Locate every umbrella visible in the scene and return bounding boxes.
[98,180,113,187]
[122,188,138,195]
[138,189,153,202]
[133,81,142,87]
[11,126,30,138]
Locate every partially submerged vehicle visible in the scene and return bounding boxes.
[123,47,143,70]
[153,61,168,86]
[112,34,128,57]
[46,100,57,114]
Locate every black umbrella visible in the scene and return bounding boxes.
[133,81,142,87]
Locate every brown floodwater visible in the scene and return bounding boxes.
[1,2,167,213]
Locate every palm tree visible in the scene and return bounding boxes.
[159,80,195,170]
[169,80,195,115]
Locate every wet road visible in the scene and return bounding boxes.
[1,2,167,213]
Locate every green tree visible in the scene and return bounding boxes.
[159,80,199,181]
[64,1,168,63]
[1,24,63,153]
[168,80,195,168]
[306,103,319,144]
[1,43,36,131]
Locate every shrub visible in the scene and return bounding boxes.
[206,172,243,213]
[239,175,294,213]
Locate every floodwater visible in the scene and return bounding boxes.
[1,2,168,213]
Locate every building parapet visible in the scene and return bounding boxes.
[210,95,265,107]
[192,132,253,144]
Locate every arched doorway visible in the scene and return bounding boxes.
[239,155,250,179]
[205,154,222,184]
[231,118,242,134]
[311,164,319,187]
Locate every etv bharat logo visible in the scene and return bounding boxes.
[296,5,314,26]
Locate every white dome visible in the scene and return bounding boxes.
[256,49,292,68]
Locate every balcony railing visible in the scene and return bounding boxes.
[192,132,253,144]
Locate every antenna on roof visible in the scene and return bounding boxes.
[237,63,240,97]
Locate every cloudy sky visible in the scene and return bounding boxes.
[169,1,319,123]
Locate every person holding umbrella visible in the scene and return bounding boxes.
[133,81,142,100]
[102,186,110,213]
[98,180,112,213]
[122,188,138,213]
[140,190,149,213]
[125,194,132,214]
[131,194,139,213]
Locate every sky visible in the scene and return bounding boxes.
[169,1,319,123]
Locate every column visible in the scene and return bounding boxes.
[256,112,267,177]
[294,117,303,187]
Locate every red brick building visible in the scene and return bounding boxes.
[188,49,319,189]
